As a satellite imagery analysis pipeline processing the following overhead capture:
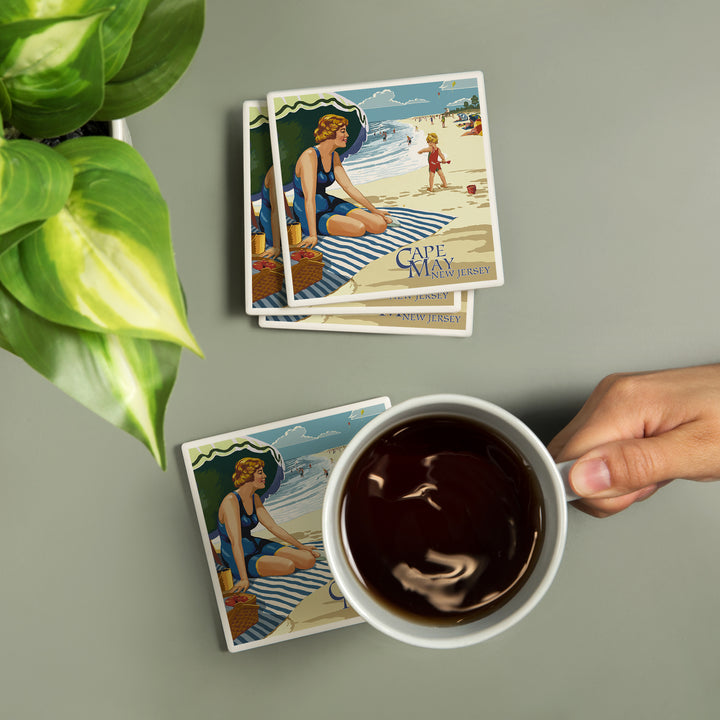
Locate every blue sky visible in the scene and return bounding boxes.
[339,76,481,122]
[250,401,388,459]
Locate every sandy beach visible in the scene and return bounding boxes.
[326,114,499,298]
[248,447,361,638]
[253,505,362,638]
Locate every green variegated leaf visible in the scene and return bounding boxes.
[0,12,108,137]
[0,280,179,467]
[0,80,11,122]
[99,0,150,80]
[57,131,160,191]
[0,135,73,234]
[0,321,13,352]
[97,0,204,119]
[0,2,33,23]
[0,136,202,355]
[0,220,44,256]
[0,1,150,82]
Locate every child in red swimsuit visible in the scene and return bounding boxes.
[418,132,448,191]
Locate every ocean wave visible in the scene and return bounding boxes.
[341,119,427,185]
[263,453,331,523]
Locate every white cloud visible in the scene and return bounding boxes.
[359,89,429,109]
[272,425,340,448]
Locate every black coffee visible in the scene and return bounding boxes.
[340,415,545,625]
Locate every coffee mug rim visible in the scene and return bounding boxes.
[322,393,568,649]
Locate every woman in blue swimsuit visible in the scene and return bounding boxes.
[293,114,392,248]
[257,168,281,258]
[218,457,319,593]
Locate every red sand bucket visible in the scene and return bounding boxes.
[467,184,477,194]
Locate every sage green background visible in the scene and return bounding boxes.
[2,2,719,718]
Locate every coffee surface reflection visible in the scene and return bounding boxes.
[340,415,545,625]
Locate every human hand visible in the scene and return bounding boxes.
[232,577,250,593]
[299,545,321,558]
[260,245,281,259]
[299,236,318,248]
[548,365,720,517]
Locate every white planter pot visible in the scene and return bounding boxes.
[111,119,132,145]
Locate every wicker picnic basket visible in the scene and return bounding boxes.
[290,248,324,293]
[251,256,284,302]
[224,591,259,638]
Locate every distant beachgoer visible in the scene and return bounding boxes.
[418,132,449,191]
[292,114,391,248]
[461,118,483,136]
[218,457,319,593]
[407,135,412,144]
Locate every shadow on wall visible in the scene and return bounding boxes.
[512,395,585,448]
[226,106,246,315]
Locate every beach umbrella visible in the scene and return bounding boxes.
[268,92,368,192]
[188,437,285,532]
[246,104,275,202]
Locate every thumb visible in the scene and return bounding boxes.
[569,428,697,499]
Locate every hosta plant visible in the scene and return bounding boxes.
[0,0,205,468]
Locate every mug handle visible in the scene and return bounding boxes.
[556,460,581,502]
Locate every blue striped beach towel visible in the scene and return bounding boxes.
[252,206,455,313]
[229,541,338,646]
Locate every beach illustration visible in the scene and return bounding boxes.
[181,398,391,652]
[267,71,503,307]
[244,101,461,317]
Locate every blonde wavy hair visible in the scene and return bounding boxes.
[232,457,265,488]
[314,114,349,143]
[426,132,438,144]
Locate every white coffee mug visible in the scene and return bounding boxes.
[322,394,577,649]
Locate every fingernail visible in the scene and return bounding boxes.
[572,458,612,496]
